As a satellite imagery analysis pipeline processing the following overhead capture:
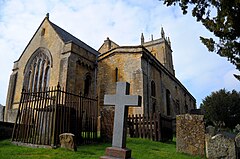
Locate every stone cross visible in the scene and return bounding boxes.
[104,82,141,148]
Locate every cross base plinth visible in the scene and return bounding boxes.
[100,147,132,159]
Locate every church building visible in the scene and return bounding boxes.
[4,15,196,123]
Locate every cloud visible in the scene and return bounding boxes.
[0,0,239,107]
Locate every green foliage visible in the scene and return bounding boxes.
[162,0,240,71]
[200,89,240,129]
[0,138,204,159]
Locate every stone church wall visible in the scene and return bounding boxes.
[98,47,144,141]
[58,43,97,95]
[141,56,163,116]
[65,50,97,95]
[144,39,174,75]
[5,20,65,122]
[5,19,99,122]
[97,47,144,115]
[98,45,195,119]
[160,71,195,116]
[141,51,195,118]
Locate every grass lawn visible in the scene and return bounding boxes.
[0,138,204,159]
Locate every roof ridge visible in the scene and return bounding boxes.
[49,21,99,56]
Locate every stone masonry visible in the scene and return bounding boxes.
[98,38,196,117]
[4,15,98,122]
[176,114,205,156]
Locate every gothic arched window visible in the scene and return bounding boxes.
[23,48,52,92]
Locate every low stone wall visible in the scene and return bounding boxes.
[176,114,205,156]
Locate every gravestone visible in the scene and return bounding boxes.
[205,133,236,158]
[0,104,5,122]
[176,114,205,156]
[206,125,215,136]
[59,133,77,151]
[100,82,141,159]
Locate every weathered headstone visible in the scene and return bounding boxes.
[100,82,141,159]
[0,104,5,122]
[206,125,215,136]
[205,133,236,159]
[176,114,205,156]
[59,133,77,151]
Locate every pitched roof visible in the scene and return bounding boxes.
[50,21,99,56]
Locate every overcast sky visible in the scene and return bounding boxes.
[0,0,239,107]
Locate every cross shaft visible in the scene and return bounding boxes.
[104,82,141,148]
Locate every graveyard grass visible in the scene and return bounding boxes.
[0,138,204,159]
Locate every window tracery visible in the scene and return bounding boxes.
[24,48,51,91]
